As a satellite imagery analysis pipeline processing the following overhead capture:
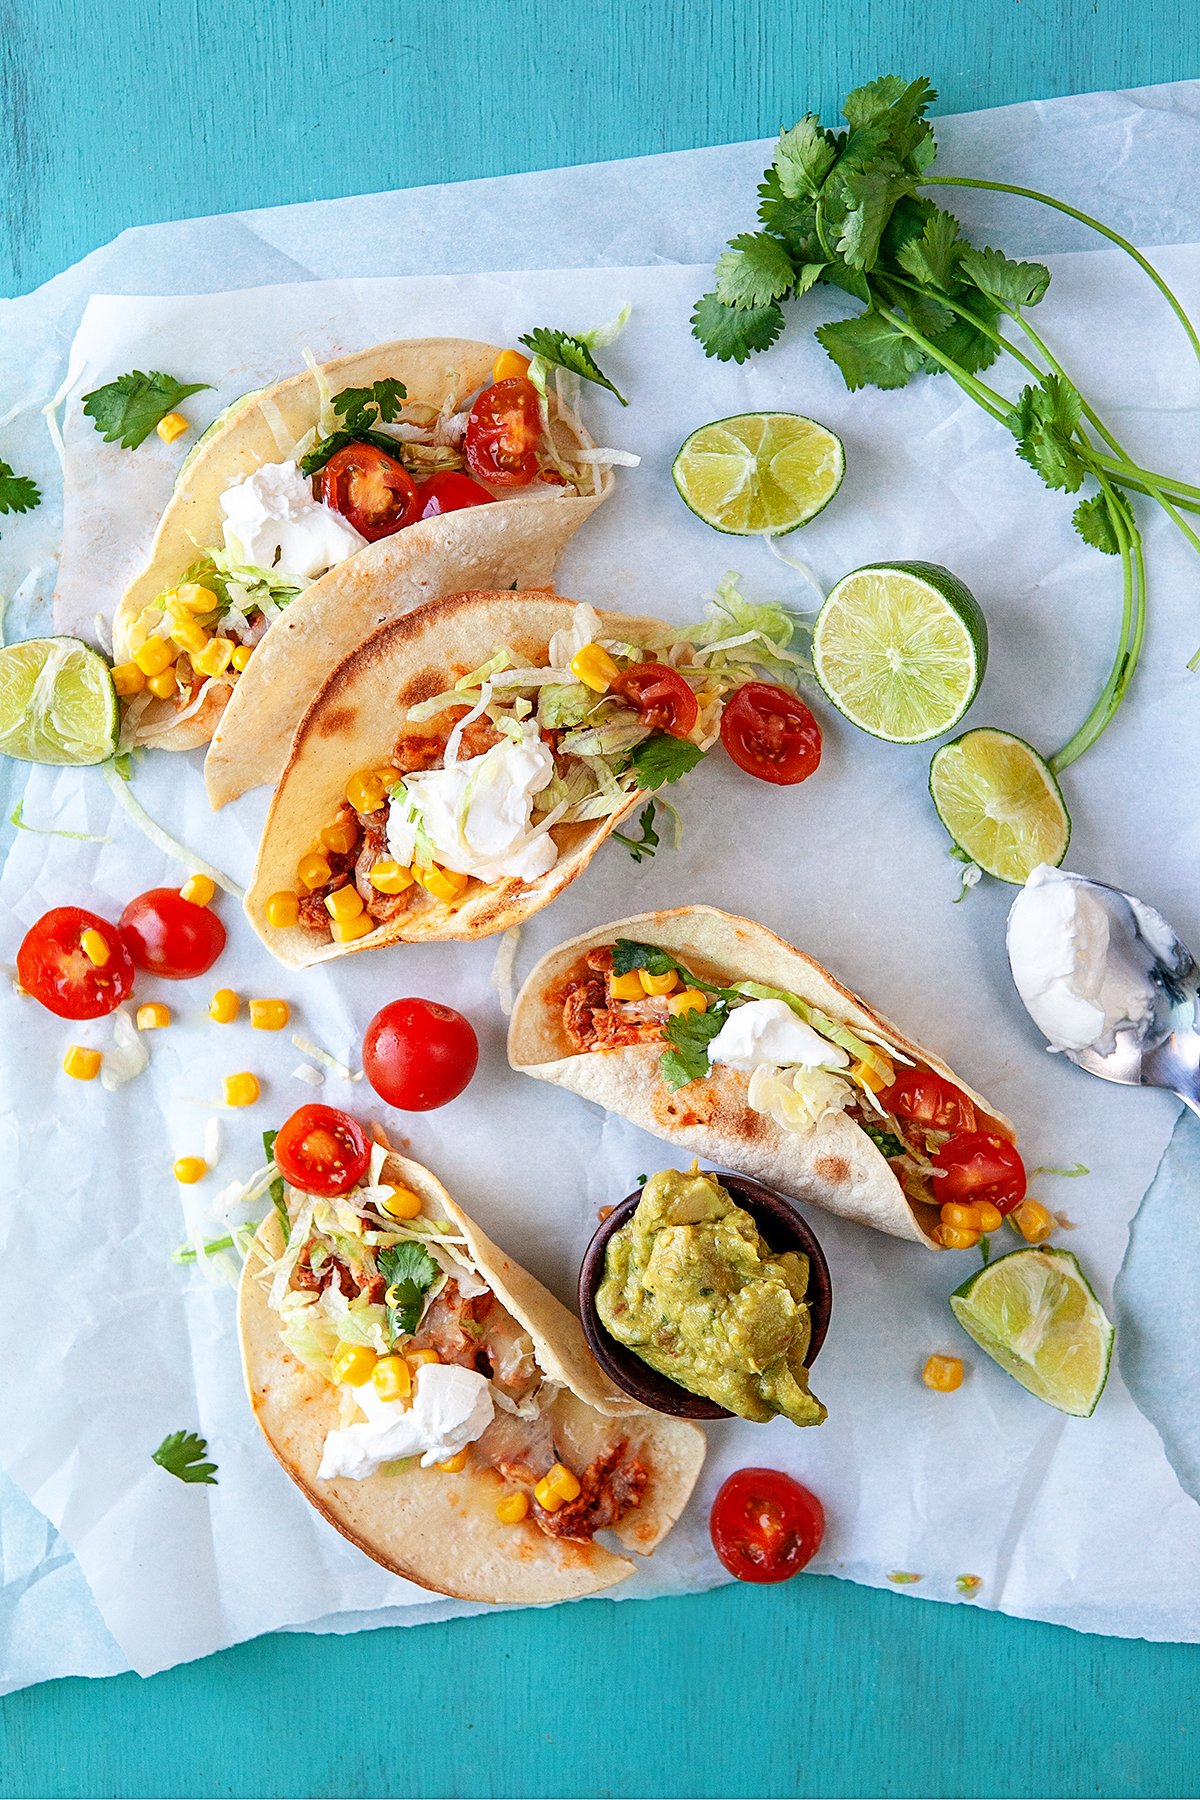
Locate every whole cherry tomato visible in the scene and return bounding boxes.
[462,378,542,487]
[362,998,479,1111]
[613,662,699,739]
[710,1468,825,1584]
[17,907,135,1019]
[118,888,226,980]
[933,1133,1027,1214]
[417,470,495,519]
[720,682,822,785]
[320,443,421,541]
[272,1104,370,1197]
[878,1071,977,1135]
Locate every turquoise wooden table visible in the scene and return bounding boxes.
[4,3,1200,1795]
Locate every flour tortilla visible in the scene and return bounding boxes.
[237,1148,706,1603]
[508,907,1017,1250]
[244,592,674,966]
[109,338,611,763]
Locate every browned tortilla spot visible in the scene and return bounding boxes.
[316,705,357,737]
[814,1154,851,1184]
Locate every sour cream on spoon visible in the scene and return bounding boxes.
[1006,864,1159,1053]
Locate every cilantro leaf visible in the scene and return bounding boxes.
[816,311,926,391]
[894,207,965,292]
[378,1239,439,1345]
[773,115,839,199]
[153,1430,218,1486]
[519,328,627,404]
[863,1125,905,1160]
[611,800,660,863]
[630,733,705,789]
[610,939,728,996]
[0,460,40,520]
[333,378,408,428]
[660,1006,728,1090]
[958,247,1051,310]
[262,1128,289,1245]
[1073,493,1122,554]
[82,371,213,450]
[836,159,918,271]
[756,174,825,263]
[691,292,785,363]
[714,233,797,310]
[1006,377,1086,492]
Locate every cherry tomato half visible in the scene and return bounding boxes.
[878,1071,977,1135]
[320,443,421,541]
[613,662,699,739]
[17,907,135,1019]
[362,998,479,1111]
[462,377,542,487]
[933,1133,1027,1215]
[710,1468,825,1584]
[720,682,822,785]
[273,1104,371,1197]
[417,470,495,519]
[118,888,226,981]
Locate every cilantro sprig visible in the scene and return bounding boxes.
[611,801,660,863]
[152,1430,218,1486]
[0,459,40,530]
[299,379,410,477]
[611,938,736,1091]
[82,371,213,450]
[518,328,627,405]
[630,734,704,789]
[378,1240,439,1346]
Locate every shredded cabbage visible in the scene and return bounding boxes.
[747,1064,855,1133]
[101,761,244,898]
[490,925,521,1018]
[302,346,338,439]
[99,1005,150,1091]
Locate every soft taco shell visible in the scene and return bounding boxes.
[237,1149,706,1603]
[508,907,1017,1250]
[110,338,611,761]
[244,592,672,965]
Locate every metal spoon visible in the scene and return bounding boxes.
[1007,874,1200,1116]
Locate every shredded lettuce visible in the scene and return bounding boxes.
[537,682,593,729]
[683,573,814,688]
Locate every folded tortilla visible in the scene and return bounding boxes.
[237,1147,706,1604]
[243,591,671,966]
[508,906,1017,1250]
[110,338,611,768]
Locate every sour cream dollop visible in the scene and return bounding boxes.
[317,1362,494,1481]
[220,460,367,580]
[1006,863,1158,1053]
[387,726,558,883]
[707,999,850,1072]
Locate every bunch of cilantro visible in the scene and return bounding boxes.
[693,74,1200,768]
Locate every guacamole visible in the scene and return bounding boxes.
[595,1167,826,1427]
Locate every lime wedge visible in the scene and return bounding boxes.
[812,561,987,743]
[950,1246,1114,1417]
[930,727,1070,884]
[672,412,844,536]
[0,637,119,766]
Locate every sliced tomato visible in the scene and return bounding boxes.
[417,470,495,519]
[272,1104,371,1197]
[933,1133,1027,1214]
[362,998,479,1111]
[878,1071,977,1135]
[320,443,421,541]
[720,682,822,785]
[17,907,135,1019]
[462,378,542,487]
[710,1468,825,1584]
[613,662,699,739]
[118,889,226,980]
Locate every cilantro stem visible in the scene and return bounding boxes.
[870,302,1011,421]
[1050,479,1143,771]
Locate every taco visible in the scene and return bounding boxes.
[508,907,1021,1251]
[237,1131,705,1603]
[110,338,613,766]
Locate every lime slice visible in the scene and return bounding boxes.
[812,561,987,743]
[0,637,119,766]
[672,412,844,536]
[930,727,1070,884]
[950,1246,1114,1417]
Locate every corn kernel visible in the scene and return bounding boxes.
[639,966,678,996]
[923,1354,964,1392]
[319,817,359,856]
[667,987,707,1017]
[249,998,290,1031]
[546,1462,581,1503]
[209,989,239,1024]
[370,859,415,894]
[936,1224,981,1250]
[412,863,469,904]
[174,1155,207,1184]
[230,643,253,672]
[382,1185,423,1220]
[297,852,332,890]
[265,891,300,928]
[80,927,110,967]
[224,1071,260,1108]
[193,636,234,678]
[974,1201,1004,1234]
[940,1202,983,1232]
[608,970,645,1001]
[63,1045,101,1080]
[496,1490,530,1524]
[332,1344,377,1387]
[136,1002,170,1030]
[493,348,531,382]
[371,1355,412,1403]
[346,770,386,814]
[147,667,179,699]
[134,636,176,677]
[1014,1198,1054,1244]
[112,661,147,697]
[437,1449,469,1474]
[156,410,190,443]
[169,616,210,656]
[180,873,216,907]
[325,884,365,923]
[330,912,375,943]
[570,642,621,693]
[407,1349,440,1369]
[174,582,214,613]
[851,1055,895,1093]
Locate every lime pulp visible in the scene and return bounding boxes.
[950,1246,1114,1417]
[0,637,119,766]
[672,412,845,536]
[930,727,1071,884]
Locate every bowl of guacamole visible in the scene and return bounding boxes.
[578,1166,832,1422]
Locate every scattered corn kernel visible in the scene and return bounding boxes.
[146,666,179,699]
[209,989,239,1024]
[534,1474,562,1511]
[570,642,621,693]
[1014,1198,1054,1243]
[156,410,190,444]
[63,1045,101,1080]
[936,1224,981,1250]
[330,912,375,943]
[407,1349,440,1369]
[851,1055,895,1093]
[224,1072,260,1108]
[437,1449,469,1474]
[136,1002,170,1030]
[297,852,332,890]
[370,860,415,894]
[193,636,235,678]
[80,927,110,967]
[174,582,213,613]
[923,1354,964,1392]
[371,1355,412,1403]
[325,884,365,923]
[639,966,678,996]
[974,1201,1004,1233]
[493,348,531,382]
[382,1186,423,1220]
[169,615,209,655]
[174,1156,207,1185]
[940,1202,983,1232]
[332,1344,377,1387]
[496,1491,530,1524]
[265,891,300,928]
[230,643,253,672]
[319,817,359,856]
[250,998,290,1031]
[667,988,707,1017]
[180,873,216,907]
[412,863,469,904]
[133,636,176,678]
[346,770,386,814]
[112,661,147,697]
[547,1462,581,1503]
[608,970,645,1001]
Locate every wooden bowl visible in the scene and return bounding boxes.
[577,1171,833,1420]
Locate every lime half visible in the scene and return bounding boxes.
[950,1246,1114,1417]
[930,727,1070,884]
[673,412,844,536]
[812,561,986,743]
[0,637,119,766]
